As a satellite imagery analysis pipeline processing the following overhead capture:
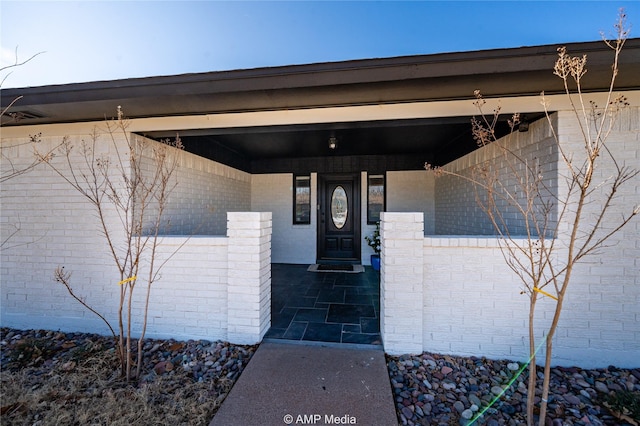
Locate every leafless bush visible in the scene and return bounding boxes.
[36,107,186,380]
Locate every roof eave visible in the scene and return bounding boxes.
[2,38,639,126]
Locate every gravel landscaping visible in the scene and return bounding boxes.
[387,352,640,426]
[1,328,256,426]
[2,327,639,426]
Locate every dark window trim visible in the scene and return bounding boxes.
[367,172,385,225]
[293,174,311,225]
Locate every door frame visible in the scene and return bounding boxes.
[316,173,361,263]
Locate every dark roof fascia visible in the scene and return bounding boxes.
[2,38,639,125]
[3,39,638,101]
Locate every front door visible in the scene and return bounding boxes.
[317,173,360,262]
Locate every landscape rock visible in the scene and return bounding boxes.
[1,326,257,419]
[2,327,638,426]
[387,351,640,425]
[507,362,519,371]
[595,381,609,393]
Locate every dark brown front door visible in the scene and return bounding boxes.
[317,173,360,262]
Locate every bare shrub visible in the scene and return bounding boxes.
[35,107,186,380]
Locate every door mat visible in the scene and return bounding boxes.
[307,264,365,273]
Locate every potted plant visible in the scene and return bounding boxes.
[365,222,381,271]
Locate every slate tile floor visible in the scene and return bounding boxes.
[265,264,381,345]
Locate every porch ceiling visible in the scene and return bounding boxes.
[140,114,538,168]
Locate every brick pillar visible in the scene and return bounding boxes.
[380,212,424,354]
[226,212,272,344]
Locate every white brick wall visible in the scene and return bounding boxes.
[435,116,558,235]
[419,236,638,368]
[136,135,251,236]
[421,236,550,360]
[362,171,435,264]
[380,212,424,354]
[226,212,272,344]
[380,106,639,368]
[548,108,639,367]
[251,173,316,264]
[1,128,273,345]
[144,236,229,341]
[2,132,131,335]
[386,170,435,234]
[379,215,551,359]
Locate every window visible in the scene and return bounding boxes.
[367,174,384,224]
[331,185,348,229]
[293,175,311,224]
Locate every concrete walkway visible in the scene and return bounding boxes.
[210,341,398,426]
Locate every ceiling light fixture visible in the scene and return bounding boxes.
[328,135,338,150]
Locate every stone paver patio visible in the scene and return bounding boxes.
[265,264,381,345]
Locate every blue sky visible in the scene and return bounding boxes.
[1,1,638,88]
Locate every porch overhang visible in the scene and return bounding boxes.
[2,39,639,169]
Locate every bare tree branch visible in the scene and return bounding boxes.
[36,109,187,381]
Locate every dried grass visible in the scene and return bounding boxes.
[1,333,237,426]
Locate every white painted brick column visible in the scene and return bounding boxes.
[380,212,424,354]
[226,212,272,344]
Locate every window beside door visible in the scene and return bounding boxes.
[367,174,385,224]
[293,175,311,224]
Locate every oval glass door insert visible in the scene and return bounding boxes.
[331,186,348,229]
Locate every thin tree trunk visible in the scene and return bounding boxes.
[537,275,569,426]
[126,284,133,381]
[137,244,157,379]
[527,294,537,426]
[538,332,554,426]
[118,280,126,377]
